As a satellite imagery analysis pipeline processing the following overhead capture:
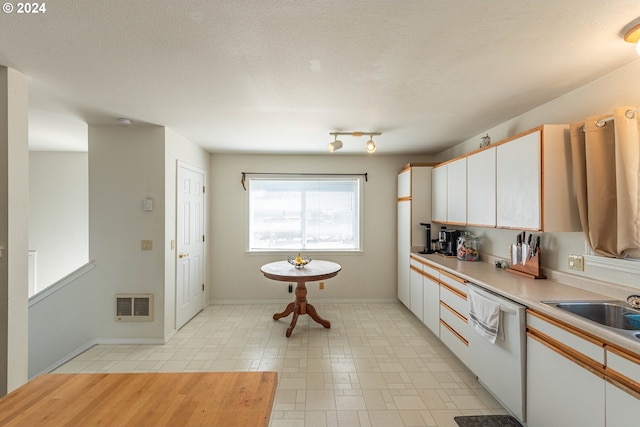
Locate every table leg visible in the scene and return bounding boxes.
[272,281,331,336]
[273,302,294,321]
[306,303,331,329]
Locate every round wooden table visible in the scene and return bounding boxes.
[261,260,341,337]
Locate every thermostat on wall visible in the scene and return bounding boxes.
[143,198,153,211]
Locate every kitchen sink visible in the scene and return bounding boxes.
[542,300,640,340]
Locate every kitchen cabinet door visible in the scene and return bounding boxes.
[605,348,640,426]
[526,334,605,427]
[496,130,541,229]
[422,269,440,336]
[467,146,496,227]
[606,381,640,427]
[397,200,411,308]
[431,165,447,223]
[495,125,580,231]
[410,262,424,322]
[398,167,411,199]
[446,157,466,225]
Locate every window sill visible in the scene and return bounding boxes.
[247,249,363,256]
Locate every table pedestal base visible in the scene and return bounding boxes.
[273,281,330,337]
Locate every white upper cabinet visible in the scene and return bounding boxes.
[496,125,580,231]
[398,166,411,199]
[496,130,541,229]
[446,157,467,225]
[431,165,447,223]
[467,146,496,227]
[431,159,465,225]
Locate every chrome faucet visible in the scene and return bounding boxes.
[627,295,640,308]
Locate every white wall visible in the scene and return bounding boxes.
[164,127,210,339]
[29,152,88,293]
[88,125,166,338]
[0,67,29,393]
[209,154,433,302]
[435,59,640,288]
[29,125,209,378]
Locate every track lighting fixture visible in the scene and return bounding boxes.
[328,135,343,152]
[328,131,382,153]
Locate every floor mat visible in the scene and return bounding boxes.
[454,415,523,427]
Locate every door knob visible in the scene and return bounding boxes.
[179,252,189,258]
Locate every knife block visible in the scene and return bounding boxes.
[507,247,546,279]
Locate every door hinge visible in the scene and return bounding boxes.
[202,235,205,242]
[203,186,205,194]
[202,283,205,291]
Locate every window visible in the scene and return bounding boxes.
[248,176,362,251]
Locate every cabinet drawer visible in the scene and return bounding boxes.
[439,271,467,296]
[423,264,439,281]
[440,319,468,365]
[527,311,604,364]
[440,301,468,341]
[606,347,640,396]
[440,286,468,318]
[410,257,423,271]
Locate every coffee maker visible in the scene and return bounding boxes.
[438,228,460,256]
[418,223,434,254]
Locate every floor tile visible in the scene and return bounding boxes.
[55,302,508,427]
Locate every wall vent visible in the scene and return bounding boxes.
[115,294,154,322]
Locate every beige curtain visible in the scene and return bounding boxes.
[570,106,640,259]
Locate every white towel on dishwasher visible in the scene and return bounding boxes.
[468,288,502,344]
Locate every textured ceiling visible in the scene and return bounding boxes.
[2,0,640,154]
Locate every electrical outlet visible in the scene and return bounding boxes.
[319,282,324,290]
[568,254,584,271]
[141,240,153,251]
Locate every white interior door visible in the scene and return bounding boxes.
[176,163,205,329]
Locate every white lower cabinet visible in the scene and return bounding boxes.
[397,200,411,308]
[409,258,424,322]
[527,334,605,427]
[409,256,440,335]
[606,381,640,426]
[527,310,608,427]
[605,348,640,427]
[422,265,440,336]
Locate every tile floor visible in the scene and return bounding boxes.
[55,302,508,427]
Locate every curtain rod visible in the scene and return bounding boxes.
[582,107,640,131]
[240,172,368,190]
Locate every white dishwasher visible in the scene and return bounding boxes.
[467,284,527,423]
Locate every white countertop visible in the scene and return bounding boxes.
[411,252,640,355]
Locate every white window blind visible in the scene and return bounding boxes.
[248,176,362,251]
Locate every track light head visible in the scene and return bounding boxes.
[328,138,343,152]
[366,138,376,153]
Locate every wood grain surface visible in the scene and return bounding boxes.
[0,372,277,427]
